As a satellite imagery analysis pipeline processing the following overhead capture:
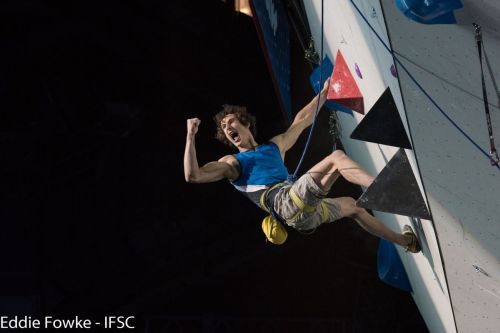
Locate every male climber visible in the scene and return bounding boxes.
[183,80,419,252]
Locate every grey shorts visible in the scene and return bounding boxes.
[272,173,343,231]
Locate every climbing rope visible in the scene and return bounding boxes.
[289,0,325,183]
[473,23,499,165]
[349,0,500,170]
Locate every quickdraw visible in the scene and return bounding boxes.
[473,23,499,166]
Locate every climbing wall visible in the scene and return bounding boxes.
[380,1,500,332]
[303,1,456,332]
[304,0,500,332]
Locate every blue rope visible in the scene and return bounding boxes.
[349,0,500,171]
[290,0,325,183]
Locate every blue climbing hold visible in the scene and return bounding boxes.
[309,55,353,116]
[395,0,463,25]
[377,239,412,292]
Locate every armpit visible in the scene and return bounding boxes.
[219,155,240,180]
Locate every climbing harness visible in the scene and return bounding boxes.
[259,182,330,244]
[259,182,288,244]
[473,23,499,166]
[260,183,287,222]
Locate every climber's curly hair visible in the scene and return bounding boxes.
[213,104,257,146]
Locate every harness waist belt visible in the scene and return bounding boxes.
[260,182,331,224]
[259,183,286,222]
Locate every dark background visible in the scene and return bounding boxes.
[1,1,428,332]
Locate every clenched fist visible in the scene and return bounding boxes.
[187,118,201,137]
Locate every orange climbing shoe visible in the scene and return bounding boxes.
[403,225,421,253]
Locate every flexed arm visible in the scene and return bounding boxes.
[271,79,330,156]
[184,118,239,183]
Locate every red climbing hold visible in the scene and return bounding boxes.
[327,50,364,114]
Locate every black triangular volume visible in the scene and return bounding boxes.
[350,88,412,149]
[357,149,431,220]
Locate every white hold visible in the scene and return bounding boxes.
[333,82,342,93]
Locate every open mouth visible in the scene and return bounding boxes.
[228,130,241,143]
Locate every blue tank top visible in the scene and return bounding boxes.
[231,142,289,206]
